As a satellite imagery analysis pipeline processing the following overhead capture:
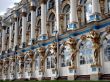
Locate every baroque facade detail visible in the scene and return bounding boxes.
[0,0,110,81]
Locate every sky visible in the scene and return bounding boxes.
[0,0,20,16]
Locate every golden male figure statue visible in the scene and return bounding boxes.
[66,38,78,69]
[87,30,100,66]
[37,47,46,72]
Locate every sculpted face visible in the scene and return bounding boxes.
[81,35,87,41]
[66,38,76,45]
[37,47,45,53]
[50,43,57,49]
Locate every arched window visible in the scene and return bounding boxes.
[46,50,51,69]
[79,39,93,65]
[49,0,55,9]
[37,7,41,16]
[35,53,40,69]
[49,13,56,34]
[19,18,22,27]
[84,0,92,23]
[37,19,41,34]
[27,13,31,22]
[103,35,110,61]
[63,4,70,30]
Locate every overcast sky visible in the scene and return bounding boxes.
[0,0,20,16]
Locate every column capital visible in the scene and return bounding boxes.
[21,7,27,17]
[30,0,36,11]
[40,0,47,4]
[1,22,6,30]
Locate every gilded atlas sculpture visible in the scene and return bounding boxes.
[87,30,101,67]
[65,38,78,69]
[26,50,35,73]
[49,42,57,70]
[37,47,46,72]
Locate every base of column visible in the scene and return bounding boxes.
[14,45,19,51]
[89,12,101,22]
[7,48,12,53]
[22,42,26,48]
[67,23,77,30]
[38,34,48,40]
[1,51,5,55]
[30,38,36,45]
[68,68,77,80]
[90,65,101,80]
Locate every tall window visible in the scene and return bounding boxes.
[84,0,92,23]
[79,40,93,65]
[60,44,72,67]
[37,7,41,16]
[49,13,56,34]
[27,13,31,22]
[35,54,39,69]
[37,19,41,34]
[108,0,110,13]
[63,4,70,31]
[49,0,55,9]
[104,38,110,61]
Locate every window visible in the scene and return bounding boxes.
[63,4,70,31]
[28,13,31,22]
[60,44,72,67]
[37,7,41,16]
[84,0,92,23]
[49,0,55,9]
[37,19,41,34]
[49,13,56,34]
[104,39,110,61]
[35,54,40,69]
[79,40,93,65]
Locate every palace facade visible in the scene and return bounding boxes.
[0,0,110,81]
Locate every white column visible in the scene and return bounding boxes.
[14,17,18,48]
[55,0,60,33]
[30,1,36,42]
[41,1,47,35]
[70,0,78,23]
[21,7,27,47]
[9,21,13,49]
[1,23,6,52]
[92,0,100,14]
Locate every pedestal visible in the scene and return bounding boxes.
[67,23,77,30]
[30,38,36,45]
[23,72,29,79]
[68,68,77,80]
[89,12,101,22]
[38,34,48,40]
[90,65,101,80]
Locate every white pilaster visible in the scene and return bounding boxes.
[1,23,6,52]
[41,3,47,35]
[21,7,27,47]
[55,0,60,33]
[9,21,13,49]
[70,0,78,23]
[40,1,48,40]
[30,1,36,43]
[14,18,18,48]
[92,0,100,14]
